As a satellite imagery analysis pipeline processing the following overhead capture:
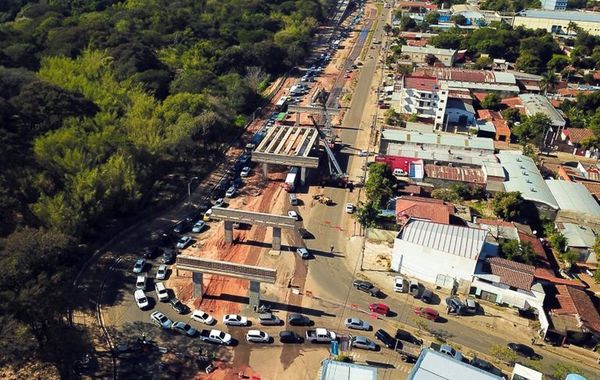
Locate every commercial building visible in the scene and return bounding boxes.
[414,68,520,95]
[391,219,497,287]
[319,360,377,380]
[513,9,600,36]
[540,0,567,10]
[511,364,543,380]
[401,45,457,67]
[408,348,504,380]
[496,151,559,218]
[518,94,566,140]
[477,109,511,142]
[380,129,495,154]
[397,76,449,126]
[445,98,476,125]
[546,179,600,229]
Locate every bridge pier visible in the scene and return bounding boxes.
[224,221,233,243]
[272,227,282,250]
[300,167,307,185]
[249,280,261,308]
[262,162,269,178]
[192,272,203,298]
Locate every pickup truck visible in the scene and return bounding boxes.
[198,329,232,345]
[306,328,337,343]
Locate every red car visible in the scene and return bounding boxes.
[369,303,390,316]
[415,307,439,321]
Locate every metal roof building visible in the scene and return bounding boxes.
[518,94,566,127]
[496,151,559,211]
[556,222,596,249]
[546,180,600,216]
[408,349,504,380]
[513,10,600,36]
[381,130,495,152]
[320,360,377,380]
[399,219,488,260]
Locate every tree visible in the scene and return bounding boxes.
[566,20,579,35]
[400,15,417,31]
[501,108,522,126]
[512,113,552,145]
[492,191,523,221]
[540,71,558,95]
[547,54,570,73]
[383,23,392,35]
[481,93,501,110]
[522,143,538,160]
[355,201,379,229]
[500,240,536,264]
[490,344,517,364]
[424,11,440,25]
[364,163,395,208]
[451,14,467,26]
[550,362,583,380]
[432,188,460,202]
[384,108,402,126]
[560,249,579,267]
[430,30,464,49]
[594,269,600,284]
[474,56,493,69]
[424,53,437,66]
[548,230,567,252]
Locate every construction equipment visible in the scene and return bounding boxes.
[307,109,348,187]
[313,194,333,205]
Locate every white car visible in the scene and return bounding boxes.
[225,186,236,198]
[240,166,251,177]
[246,330,271,343]
[394,276,406,292]
[214,198,225,207]
[191,310,216,325]
[176,235,192,249]
[172,321,197,337]
[358,150,369,157]
[223,314,248,326]
[345,203,355,213]
[155,282,169,302]
[132,258,146,273]
[135,275,147,290]
[156,264,168,280]
[151,311,172,329]
[288,210,299,220]
[134,289,149,309]
[192,221,206,233]
[296,247,309,259]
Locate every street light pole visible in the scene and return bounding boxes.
[187,176,198,206]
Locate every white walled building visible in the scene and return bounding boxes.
[391,219,497,286]
[398,76,449,128]
[401,45,457,67]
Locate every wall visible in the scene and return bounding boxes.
[471,278,544,310]
[445,107,475,124]
[391,239,478,284]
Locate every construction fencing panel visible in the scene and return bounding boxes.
[435,274,457,291]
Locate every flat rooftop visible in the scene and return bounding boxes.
[517,9,600,23]
[381,129,495,151]
[408,349,504,380]
[401,45,457,56]
[385,143,499,167]
[518,94,566,127]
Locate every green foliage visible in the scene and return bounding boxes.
[489,344,517,364]
[548,230,567,252]
[512,113,552,145]
[594,269,600,284]
[481,93,500,110]
[500,240,536,264]
[399,16,417,31]
[491,191,523,221]
[451,14,467,26]
[424,12,440,25]
[550,362,583,380]
[480,0,541,12]
[430,29,464,50]
[431,188,460,202]
[501,108,522,127]
[473,56,493,69]
[365,163,395,208]
[522,144,538,160]
[547,54,570,73]
[560,249,580,267]
[384,108,402,126]
[355,201,379,229]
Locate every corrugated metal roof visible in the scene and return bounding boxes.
[518,94,566,127]
[381,130,495,151]
[496,152,559,209]
[321,360,377,380]
[546,179,600,216]
[424,164,486,184]
[409,349,504,380]
[401,45,456,56]
[517,9,600,23]
[400,219,488,260]
[557,223,596,248]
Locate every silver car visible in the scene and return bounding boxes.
[156,264,168,280]
[132,258,146,274]
[351,335,377,351]
[176,235,192,249]
[345,317,371,331]
[172,321,197,337]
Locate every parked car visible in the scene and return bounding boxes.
[287,210,299,220]
[374,329,398,349]
[151,311,173,329]
[192,221,206,233]
[191,310,215,325]
[223,314,248,326]
[172,321,197,337]
[445,297,467,315]
[465,297,478,314]
[353,280,380,297]
[176,235,192,249]
[394,276,406,292]
[395,329,423,345]
[345,317,371,331]
[409,280,419,297]
[287,313,312,326]
[345,203,355,213]
[134,289,149,309]
[143,246,160,259]
[132,258,146,274]
[296,247,309,259]
[214,198,225,208]
[203,208,212,222]
[170,298,188,314]
[415,307,439,321]
[240,166,251,177]
[225,186,236,198]
[155,282,169,302]
[351,336,377,351]
[258,313,282,326]
[279,331,303,343]
[439,344,463,361]
[156,264,168,280]
[421,289,434,304]
[135,275,147,290]
[161,248,175,264]
[507,343,541,359]
[369,303,389,316]
[470,357,503,376]
[246,330,270,343]
[173,219,191,234]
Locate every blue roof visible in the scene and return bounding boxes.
[517,9,600,23]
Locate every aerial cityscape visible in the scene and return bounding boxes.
[2,0,600,379]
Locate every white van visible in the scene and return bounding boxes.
[155,282,169,302]
[289,194,299,206]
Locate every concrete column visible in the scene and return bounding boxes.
[300,167,307,185]
[262,162,269,177]
[272,227,282,250]
[296,112,300,127]
[249,280,261,308]
[224,221,233,243]
[192,272,203,298]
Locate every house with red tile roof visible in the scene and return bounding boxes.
[476,108,511,142]
[560,128,596,156]
[547,285,600,346]
[395,196,455,225]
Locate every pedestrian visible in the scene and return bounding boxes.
[330,245,334,253]
[531,337,536,345]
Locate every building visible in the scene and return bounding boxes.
[540,0,567,10]
[391,219,497,287]
[472,257,545,310]
[477,109,511,142]
[511,364,543,380]
[380,129,495,154]
[319,359,377,380]
[518,94,566,137]
[424,164,487,187]
[560,128,596,155]
[408,348,504,380]
[496,151,560,218]
[555,222,597,264]
[547,285,600,346]
[445,98,476,125]
[395,196,455,225]
[546,179,600,227]
[513,9,600,36]
[414,68,520,95]
[398,76,448,125]
[401,45,457,67]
